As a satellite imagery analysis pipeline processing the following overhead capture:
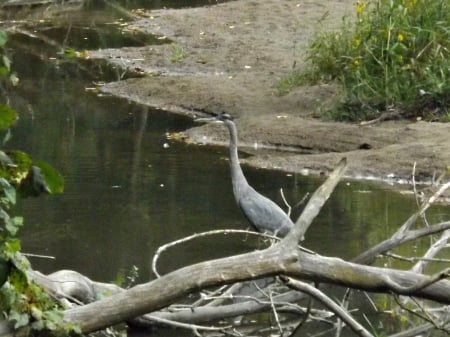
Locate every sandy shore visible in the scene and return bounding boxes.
[89,0,450,188]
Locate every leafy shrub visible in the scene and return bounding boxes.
[0,30,71,335]
[298,0,450,121]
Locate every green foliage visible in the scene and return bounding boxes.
[0,29,72,335]
[171,43,186,62]
[293,0,450,121]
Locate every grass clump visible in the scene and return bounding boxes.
[296,0,450,121]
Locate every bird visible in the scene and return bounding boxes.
[196,113,294,237]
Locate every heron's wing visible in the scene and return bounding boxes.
[238,188,293,236]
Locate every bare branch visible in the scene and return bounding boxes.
[138,314,230,334]
[152,229,280,277]
[411,230,450,274]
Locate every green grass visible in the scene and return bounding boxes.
[284,0,450,121]
[171,43,186,62]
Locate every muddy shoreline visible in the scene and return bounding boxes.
[89,0,450,188]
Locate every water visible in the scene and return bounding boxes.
[2,2,450,336]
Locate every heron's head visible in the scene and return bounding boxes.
[195,112,234,124]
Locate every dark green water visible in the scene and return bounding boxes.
[1,2,450,336]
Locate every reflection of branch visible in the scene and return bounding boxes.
[281,276,374,337]
[393,295,450,335]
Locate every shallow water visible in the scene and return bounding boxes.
[2,2,450,336]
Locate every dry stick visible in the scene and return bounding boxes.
[336,289,353,337]
[269,290,283,334]
[280,188,292,217]
[137,314,230,335]
[281,276,374,337]
[385,252,450,265]
[151,229,280,278]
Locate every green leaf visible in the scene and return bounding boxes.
[3,150,32,186]
[0,105,18,131]
[0,256,10,287]
[10,311,29,329]
[5,216,23,236]
[34,161,64,194]
[31,319,45,331]
[0,177,16,205]
[2,55,10,72]
[7,216,23,235]
[8,268,28,293]
[9,73,19,86]
[0,30,7,48]
[5,238,21,254]
[2,128,12,145]
[0,66,9,77]
[30,305,43,320]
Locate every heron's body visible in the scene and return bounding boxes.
[198,114,294,237]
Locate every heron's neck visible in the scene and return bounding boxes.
[225,121,248,190]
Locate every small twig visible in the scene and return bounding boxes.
[336,289,352,337]
[384,252,450,265]
[269,290,283,334]
[152,229,281,278]
[22,253,56,260]
[293,192,310,209]
[280,188,292,217]
[193,285,229,307]
[142,314,230,334]
[152,229,316,278]
[412,162,420,208]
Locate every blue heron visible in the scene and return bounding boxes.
[196,113,293,237]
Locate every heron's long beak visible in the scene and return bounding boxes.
[194,116,223,124]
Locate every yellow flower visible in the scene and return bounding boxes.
[403,0,417,9]
[356,1,367,14]
[397,33,404,42]
[354,59,360,67]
